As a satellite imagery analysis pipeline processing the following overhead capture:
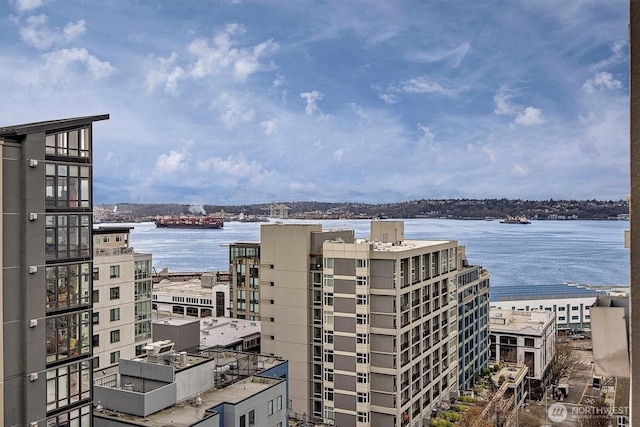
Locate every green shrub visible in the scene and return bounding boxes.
[430,419,453,427]
[441,410,462,422]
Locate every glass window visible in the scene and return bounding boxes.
[46,362,91,412]
[110,330,120,343]
[249,409,255,426]
[110,265,120,278]
[46,311,90,363]
[276,395,283,411]
[110,308,120,322]
[268,400,274,415]
[110,351,120,364]
[110,287,120,300]
[45,214,91,261]
[45,263,91,311]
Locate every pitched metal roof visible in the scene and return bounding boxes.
[0,114,109,137]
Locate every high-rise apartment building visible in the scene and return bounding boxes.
[456,247,490,391]
[229,242,261,320]
[92,226,153,370]
[260,220,489,426]
[0,115,108,427]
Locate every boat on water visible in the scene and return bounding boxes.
[155,215,223,229]
[500,215,531,224]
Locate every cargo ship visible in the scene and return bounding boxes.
[155,215,223,229]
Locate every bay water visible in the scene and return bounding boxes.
[121,219,629,289]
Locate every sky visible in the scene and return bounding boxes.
[0,0,630,205]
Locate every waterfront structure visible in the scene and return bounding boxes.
[260,220,487,426]
[488,309,556,382]
[152,273,230,318]
[228,242,261,320]
[456,247,491,391]
[92,226,153,370]
[490,287,599,332]
[0,115,108,426]
[93,345,288,427]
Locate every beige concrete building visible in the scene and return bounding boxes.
[92,226,153,370]
[489,309,556,382]
[152,275,230,318]
[260,221,466,426]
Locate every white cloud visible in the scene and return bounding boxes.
[494,86,543,126]
[400,77,456,97]
[155,149,190,173]
[63,20,86,40]
[261,119,277,135]
[145,52,184,94]
[300,90,323,114]
[14,0,45,11]
[197,154,272,185]
[42,48,114,79]
[493,85,515,115]
[405,42,470,68]
[334,148,344,161]
[481,145,496,163]
[189,23,278,81]
[379,93,398,104]
[582,71,622,93]
[514,106,544,126]
[591,40,627,71]
[417,125,436,146]
[510,164,530,177]
[20,15,85,49]
[289,181,316,192]
[219,92,255,128]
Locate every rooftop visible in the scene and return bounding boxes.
[489,308,555,335]
[94,349,286,427]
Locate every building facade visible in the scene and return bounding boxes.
[152,275,229,318]
[228,242,261,320]
[489,309,556,382]
[259,220,488,426]
[92,226,153,370]
[456,247,491,391]
[0,115,108,426]
[490,293,597,332]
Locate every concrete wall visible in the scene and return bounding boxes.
[95,382,177,417]
[3,133,48,426]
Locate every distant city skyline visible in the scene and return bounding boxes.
[0,0,629,204]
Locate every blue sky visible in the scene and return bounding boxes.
[0,0,629,204]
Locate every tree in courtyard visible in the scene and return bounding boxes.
[548,341,579,388]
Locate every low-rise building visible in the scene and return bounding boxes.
[481,364,529,426]
[93,344,288,427]
[489,309,556,382]
[153,273,230,318]
[490,285,600,332]
[152,316,261,353]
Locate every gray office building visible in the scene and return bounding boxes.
[0,115,108,426]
